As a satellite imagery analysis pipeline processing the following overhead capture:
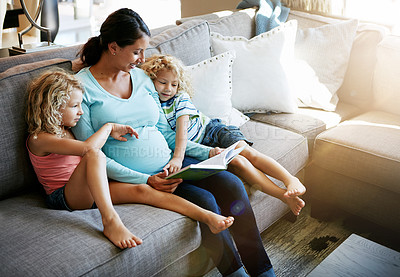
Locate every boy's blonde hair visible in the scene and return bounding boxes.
[26,70,83,138]
[141,54,194,97]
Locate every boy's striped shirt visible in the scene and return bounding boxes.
[160,92,210,143]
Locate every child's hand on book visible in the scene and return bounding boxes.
[164,157,183,174]
[209,147,223,158]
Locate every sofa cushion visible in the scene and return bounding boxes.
[294,19,358,111]
[186,51,235,124]
[178,8,256,39]
[287,10,342,29]
[240,120,308,175]
[0,59,72,199]
[210,20,298,114]
[337,24,386,111]
[288,10,387,112]
[312,111,400,194]
[239,119,308,231]
[373,35,400,116]
[250,102,363,153]
[145,20,212,66]
[0,193,201,276]
[0,45,80,73]
[150,24,177,36]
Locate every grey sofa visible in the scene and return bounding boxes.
[0,7,398,277]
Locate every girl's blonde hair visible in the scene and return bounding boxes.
[26,70,83,138]
[140,54,194,97]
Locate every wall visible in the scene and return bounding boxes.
[181,0,241,17]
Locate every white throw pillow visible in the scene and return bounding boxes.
[186,50,249,126]
[229,107,250,127]
[294,19,358,111]
[210,20,298,114]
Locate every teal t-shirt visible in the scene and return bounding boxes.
[73,67,210,184]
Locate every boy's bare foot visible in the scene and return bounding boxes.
[284,177,306,198]
[103,215,143,249]
[285,196,305,216]
[206,213,234,234]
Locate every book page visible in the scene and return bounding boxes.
[198,141,243,167]
[166,141,247,180]
[224,144,246,164]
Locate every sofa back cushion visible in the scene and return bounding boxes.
[288,10,386,111]
[373,35,400,116]
[145,20,212,66]
[0,45,80,73]
[177,8,256,39]
[337,24,386,111]
[0,59,72,199]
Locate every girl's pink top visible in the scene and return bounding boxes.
[27,141,82,195]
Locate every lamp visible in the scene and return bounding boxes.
[9,0,62,55]
[18,0,51,47]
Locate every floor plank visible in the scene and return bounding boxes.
[206,202,400,277]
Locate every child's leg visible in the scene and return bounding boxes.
[228,155,305,216]
[64,149,142,249]
[108,182,234,234]
[235,141,306,198]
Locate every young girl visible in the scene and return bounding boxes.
[141,54,307,216]
[25,70,234,249]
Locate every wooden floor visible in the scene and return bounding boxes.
[263,203,400,277]
[206,201,400,277]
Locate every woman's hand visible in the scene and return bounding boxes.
[164,157,183,174]
[209,147,223,158]
[147,169,182,193]
[110,123,139,141]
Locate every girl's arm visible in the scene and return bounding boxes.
[30,123,137,157]
[165,115,189,173]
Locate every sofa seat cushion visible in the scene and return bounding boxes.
[0,193,201,277]
[240,120,308,175]
[239,120,308,231]
[312,111,400,194]
[250,102,362,153]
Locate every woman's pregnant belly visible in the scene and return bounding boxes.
[103,126,172,175]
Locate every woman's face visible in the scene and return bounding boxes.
[113,35,150,72]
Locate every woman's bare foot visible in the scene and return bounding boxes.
[284,196,305,216]
[102,214,143,249]
[205,212,234,234]
[284,177,306,198]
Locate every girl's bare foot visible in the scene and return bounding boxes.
[205,212,234,234]
[284,177,306,198]
[284,196,305,216]
[102,215,143,249]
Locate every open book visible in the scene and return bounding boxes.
[166,141,247,181]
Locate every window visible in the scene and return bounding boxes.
[283,0,400,34]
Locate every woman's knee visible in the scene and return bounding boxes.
[176,185,220,213]
[214,171,248,197]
